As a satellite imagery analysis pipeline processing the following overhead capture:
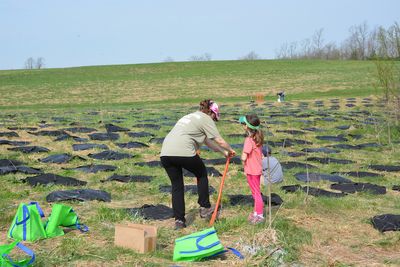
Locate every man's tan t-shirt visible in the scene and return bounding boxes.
[160,111,221,157]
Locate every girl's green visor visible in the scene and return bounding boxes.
[238,116,260,130]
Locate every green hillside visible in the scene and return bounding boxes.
[0,60,383,109]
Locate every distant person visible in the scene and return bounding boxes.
[277,91,285,102]
[160,99,236,229]
[262,146,283,184]
[239,114,265,224]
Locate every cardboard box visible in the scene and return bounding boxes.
[114,223,157,253]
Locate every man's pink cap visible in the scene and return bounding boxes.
[210,102,220,121]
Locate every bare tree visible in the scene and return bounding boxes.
[25,57,35,69]
[275,42,289,59]
[375,26,389,58]
[348,22,369,59]
[300,38,312,59]
[312,28,324,58]
[387,22,400,58]
[239,51,261,60]
[36,57,45,69]
[323,42,341,59]
[189,53,212,61]
[288,42,297,59]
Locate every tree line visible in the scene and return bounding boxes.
[25,57,45,69]
[275,21,400,60]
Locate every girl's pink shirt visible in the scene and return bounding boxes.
[243,136,263,175]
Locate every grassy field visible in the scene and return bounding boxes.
[0,60,399,266]
[0,60,384,110]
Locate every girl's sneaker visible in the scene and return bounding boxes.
[250,215,265,225]
[248,212,257,222]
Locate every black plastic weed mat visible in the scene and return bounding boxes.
[301,148,339,154]
[281,185,346,198]
[24,173,87,186]
[116,142,149,149]
[228,193,283,206]
[134,161,161,167]
[40,154,85,164]
[68,164,117,173]
[54,133,88,142]
[369,165,400,172]
[159,184,216,194]
[315,135,348,142]
[89,132,120,141]
[330,144,362,150]
[203,157,241,165]
[28,130,66,136]
[330,183,386,195]
[0,131,19,137]
[149,137,164,144]
[72,143,109,151]
[126,204,173,220]
[63,127,97,133]
[295,173,352,183]
[8,146,50,153]
[331,171,380,178]
[127,131,155,138]
[281,162,317,170]
[105,123,130,132]
[371,214,400,232]
[0,159,25,167]
[101,174,153,183]
[88,150,134,160]
[46,189,111,202]
[276,129,306,135]
[183,167,222,177]
[306,157,355,165]
[0,140,30,146]
[0,165,43,175]
[133,123,161,130]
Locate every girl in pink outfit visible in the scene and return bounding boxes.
[239,114,264,224]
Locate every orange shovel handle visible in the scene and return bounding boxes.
[209,157,230,226]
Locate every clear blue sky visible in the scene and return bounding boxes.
[1,0,399,69]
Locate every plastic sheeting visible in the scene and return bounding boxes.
[24,173,87,186]
[46,189,111,202]
[8,146,50,153]
[126,204,173,220]
[159,184,216,195]
[88,150,133,160]
[281,185,346,198]
[101,174,153,183]
[295,173,352,183]
[330,182,386,195]
[371,214,400,232]
[228,193,283,206]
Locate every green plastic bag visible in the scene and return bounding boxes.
[173,227,224,262]
[45,204,88,238]
[0,240,35,267]
[8,202,88,242]
[7,202,47,242]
